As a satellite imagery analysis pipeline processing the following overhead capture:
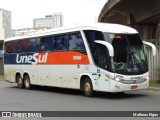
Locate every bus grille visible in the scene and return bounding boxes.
[120,79,146,84]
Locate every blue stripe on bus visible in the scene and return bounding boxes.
[4,53,34,64]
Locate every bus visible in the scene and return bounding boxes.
[4,23,156,97]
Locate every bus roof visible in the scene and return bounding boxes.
[5,23,138,41]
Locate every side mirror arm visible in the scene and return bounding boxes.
[143,41,156,56]
[95,40,114,57]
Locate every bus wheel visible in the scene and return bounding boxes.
[83,78,94,97]
[24,75,31,90]
[17,75,24,89]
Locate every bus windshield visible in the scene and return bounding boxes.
[84,30,148,75]
[104,33,148,75]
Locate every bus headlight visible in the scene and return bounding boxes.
[107,75,121,82]
[144,76,149,81]
[114,77,121,82]
[107,75,114,80]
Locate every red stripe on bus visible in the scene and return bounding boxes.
[37,51,90,64]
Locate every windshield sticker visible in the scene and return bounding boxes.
[97,69,100,73]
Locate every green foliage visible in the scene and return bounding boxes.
[0,75,4,81]
[149,81,160,87]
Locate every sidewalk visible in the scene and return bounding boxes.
[148,87,160,91]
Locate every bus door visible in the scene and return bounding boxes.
[93,44,110,91]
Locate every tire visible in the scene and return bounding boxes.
[17,75,24,89]
[83,78,94,97]
[24,75,32,90]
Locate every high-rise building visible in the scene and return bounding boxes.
[33,13,63,28]
[0,8,12,40]
[53,13,63,28]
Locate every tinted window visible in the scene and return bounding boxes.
[30,38,40,52]
[40,36,53,51]
[19,40,30,53]
[12,41,19,53]
[5,41,19,53]
[54,35,67,51]
[69,33,85,50]
[84,30,111,70]
[4,42,12,53]
[84,30,103,50]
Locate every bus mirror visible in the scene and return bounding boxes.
[143,41,156,56]
[95,40,114,57]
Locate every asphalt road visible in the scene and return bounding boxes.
[0,81,160,120]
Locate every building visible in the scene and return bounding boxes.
[0,8,14,74]
[53,13,63,28]
[15,27,49,36]
[0,40,3,74]
[0,8,13,39]
[33,13,63,29]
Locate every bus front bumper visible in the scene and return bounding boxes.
[109,80,149,93]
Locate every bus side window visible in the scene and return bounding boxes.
[45,36,53,51]
[40,36,53,52]
[12,41,19,53]
[36,38,40,52]
[5,42,11,53]
[54,35,68,51]
[40,37,46,51]
[19,39,30,53]
[69,34,76,50]
[63,34,69,50]
[76,33,85,50]
[69,32,85,51]
[8,41,19,53]
[54,36,62,50]
[30,38,39,52]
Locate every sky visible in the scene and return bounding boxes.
[0,0,107,29]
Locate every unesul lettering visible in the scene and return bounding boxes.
[16,53,48,64]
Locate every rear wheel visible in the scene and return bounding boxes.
[17,75,24,89]
[24,75,32,90]
[83,78,94,97]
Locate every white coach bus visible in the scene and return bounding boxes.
[4,23,156,96]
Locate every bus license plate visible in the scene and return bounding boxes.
[131,86,137,90]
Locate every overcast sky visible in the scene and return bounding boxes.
[0,0,107,29]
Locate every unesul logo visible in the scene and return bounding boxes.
[16,53,48,64]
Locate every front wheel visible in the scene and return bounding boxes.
[83,78,94,97]
[24,75,32,90]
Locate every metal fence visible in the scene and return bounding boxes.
[145,39,160,81]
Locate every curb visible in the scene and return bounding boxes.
[1,80,160,91]
[148,87,160,91]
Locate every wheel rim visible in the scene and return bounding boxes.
[18,77,23,88]
[25,78,30,88]
[84,82,91,94]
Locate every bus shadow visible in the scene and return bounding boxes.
[11,85,147,99]
[31,85,84,96]
[94,91,147,99]
[31,85,147,99]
